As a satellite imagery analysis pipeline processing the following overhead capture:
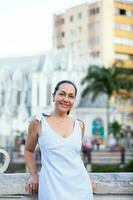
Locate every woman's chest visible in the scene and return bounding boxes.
[44,118,75,138]
[38,121,82,152]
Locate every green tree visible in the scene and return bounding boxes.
[81,63,133,132]
[108,121,125,142]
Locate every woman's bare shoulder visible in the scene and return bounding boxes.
[29,119,41,136]
[30,118,41,126]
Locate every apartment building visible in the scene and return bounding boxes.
[53,0,133,127]
[53,0,133,68]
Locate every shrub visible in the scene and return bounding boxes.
[91,164,120,172]
[121,160,133,172]
[91,160,133,172]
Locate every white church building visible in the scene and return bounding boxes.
[0,49,121,149]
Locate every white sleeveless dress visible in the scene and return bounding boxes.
[35,113,93,200]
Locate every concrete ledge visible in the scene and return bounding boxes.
[90,173,133,194]
[0,173,133,199]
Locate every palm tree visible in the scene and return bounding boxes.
[108,121,125,142]
[81,63,133,132]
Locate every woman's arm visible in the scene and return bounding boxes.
[78,119,97,192]
[24,119,41,194]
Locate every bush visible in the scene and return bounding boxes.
[91,160,133,172]
[121,160,133,172]
[91,164,120,172]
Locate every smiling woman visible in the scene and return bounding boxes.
[24,80,94,199]
[53,80,77,115]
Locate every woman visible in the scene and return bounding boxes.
[24,80,95,200]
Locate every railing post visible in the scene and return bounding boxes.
[121,147,125,164]
[88,148,91,164]
[82,148,91,166]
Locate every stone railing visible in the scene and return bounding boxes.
[0,149,133,199]
[0,173,133,200]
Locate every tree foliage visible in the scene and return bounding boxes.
[81,64,133,101]
[108,121,125,140]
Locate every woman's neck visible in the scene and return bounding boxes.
[50,110,68,119]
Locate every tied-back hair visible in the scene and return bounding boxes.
[53,80,77,115]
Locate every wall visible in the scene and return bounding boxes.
[0,173,133,200]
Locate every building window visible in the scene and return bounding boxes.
[115,53,129,60]
[115,8,133,17]
[115,23,133,31]
[78,12,82,19]
[90,51,100,58]
[61,18,65,24]
[57,45,64,48]
[115,37,133,46]
[55,18,65,25]
[89,7,100,15]
[129,54,133,61]
[70,15,74,22]
[89,8,95,15]
[89,37,100,45]
[88,21,100,29]
[96,7,100,14]
[119,9,126,15]
[61,32,65,37]
[96,51,100,57]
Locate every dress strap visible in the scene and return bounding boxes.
[77,119,85,129]
[76,119,84,137]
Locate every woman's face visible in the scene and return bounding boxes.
[53,83,76,114]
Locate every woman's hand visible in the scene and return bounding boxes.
[91,180,96,192]
[25,174,39,195]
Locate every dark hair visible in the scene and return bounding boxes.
[53,80,77,96]
[53,80,77,115]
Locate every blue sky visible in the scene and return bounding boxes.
[0,0,91,57]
